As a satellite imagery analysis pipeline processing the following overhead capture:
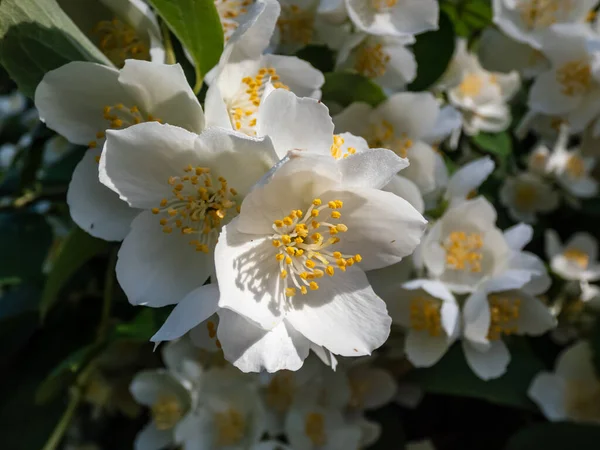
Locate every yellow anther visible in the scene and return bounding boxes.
[443,231,484,272]
[152,208,160,214]
[333,252,342,259]
[283,217,294,226]
[487,294,521,340]
[285,256,293,264]
[282,235,292,245]
[305,260,316,269]
[300,286,308,295]
[272,240,281,247]
[313,199,322,206]
[309,282,319,290]
[330,211,341,219]
[326,266,335,276]
[276,254,285,262]
[274,220,284,227]
[354,254,362,262]
[281,270,288,279]
[336,224,348,232]
[286,287,297,297]
[410,296,442,337]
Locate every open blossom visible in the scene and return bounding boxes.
[214,151,426,372]
[529,341,600,423]
[545,230,600,282]
[492,0,598,49]
[500,172,559,223]
[60,0,165,67]
[35,60,205,241]
[98,122,278,307]
[345,0,438,38]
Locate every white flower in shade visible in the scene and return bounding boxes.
[445,39,520,136]
[492,0,598,49]
[529,24,600,132]
[175,367,266,450]
[546,230,600,282]
[344,358,396,412]
[58,0,164,67]
[420,197,511,294]
[34,60,205,241]
[345,0,438,38]
[285,399,362,450]
[527,142,554,175]
[334,92,449,195]
[336,33,417,91]
[500,172,559,223]
[384,279,460,367]
[442,156,495,207]
[548,142,598,199]
[98,123,278,307]
[214,151,427,372]
[478,27,549,79]
[462,269,556,380]
[529,341,600,423]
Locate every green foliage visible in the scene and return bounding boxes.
[442,0,493,38]
[407,11,456,91]
[147,0,224,91]
[296,45,336,73]
[506,423,600,450]
[322,72,387,107]
[0,0,110,98]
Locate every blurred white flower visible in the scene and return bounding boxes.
[443,156,495,207]
[548,139,598,199]
[529,340,600,423]
[500,172,559,223]
[546,230,600,282]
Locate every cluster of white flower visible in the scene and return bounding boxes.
[30,0,600,446]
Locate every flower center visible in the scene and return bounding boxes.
[271,198,362,298]
[277,5,314,45]
[443,231,484,273]
[304,412,327,446]
[371,0,398,11]
[514,183,538,210]
[151,395,183,430]
[206,320,222,349]
[152,166,239,253]
[409,296,442,337]
[566,154,586,178]
[93,18,149,68]
[367,121,413,158]
[228,67,289,136]
[348,377,370,409]
[487,294,520,340]
[214,408,246,446]
[215,0,253,41]
[354,43,390,79]
[265,372,295,413]
[458,73,485,97]
[330,135,357,159]
[566,382,600,423]
[517,0,572,29]
[563,248,589,269]
[556,60,592,97]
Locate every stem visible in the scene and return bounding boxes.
[41,388,82,450]
[160,20,177,65]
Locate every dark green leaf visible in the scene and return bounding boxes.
[147,0,224,89]
[296,45,335,73]
[408,11,455,91]
[506,423,600,450]
[111,308,171,342]
[0,0,110,98]
[322,72,386,108]
[40,226,109,319]
[472,132,513,157]
[410,340,544,410]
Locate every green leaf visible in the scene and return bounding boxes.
[407,11,455,91]
[410,340,544,410]
[40,226,109,319]
[0,0,110,98]
[0,212,52,282]
[296,45,335,73]
[111,308,171,342]
[441,0,492,38]
[472,132,513,157]
[506,423,600,450]
[322,72,386,108]
[147,0,224,91]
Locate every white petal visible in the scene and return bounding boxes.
[130,370,189,407]
[189,314,221,352]
[516,292,556,336]
[528,70,581,116]
[528,373,568,421]
[285,266,392,357]
[204,84,232,129]
[217,310,311,372]
[545,229,563,259]
[463,339,510,380]
[566,232,598,263]
[503,223,533,251]
[262,54,325,98]
[151,284,220,343]
[445,156,495,203]
[257,88,334,159]
[333,102,373,137]
[337,148,409,189]
[117,211,212,307]
[383,175,425,214]
[376,92,439,138]
[555,341,597,383]
[67,148,140,241]
[462,289,491,344]
[134,422,174,450]
[405,330,451,367]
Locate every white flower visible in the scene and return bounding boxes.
[547,138,598,199]
[445,39,520,136]
[443,156,495,207]
[98,123,278,307]
[500,172,559,223]
[478,27,549,78]
[546,230,600,282]
[214,151,426,372]
[60,0,165,67]
[462,270,556,380]
[529,341,600,423]
[35,60,205,241]
[527,142,553,175]
[345,0,438,38]
[386,279,460,367]
[344,359,396,411]
[336,33,416,91]
[175,367,266,449]
[492,0,598,49]
[528,24,600,132]
[334,92,448,195]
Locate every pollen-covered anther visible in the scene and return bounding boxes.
[443,231,484,272]
[556,60,592,97]
[367,121,413,158]
[153,166,238,253]
[563,248,589,269]
[277,4,315,45]
[409,296,442,337]
[355,42,391,79]
[93,18,149,68]
[487,294,521,340]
